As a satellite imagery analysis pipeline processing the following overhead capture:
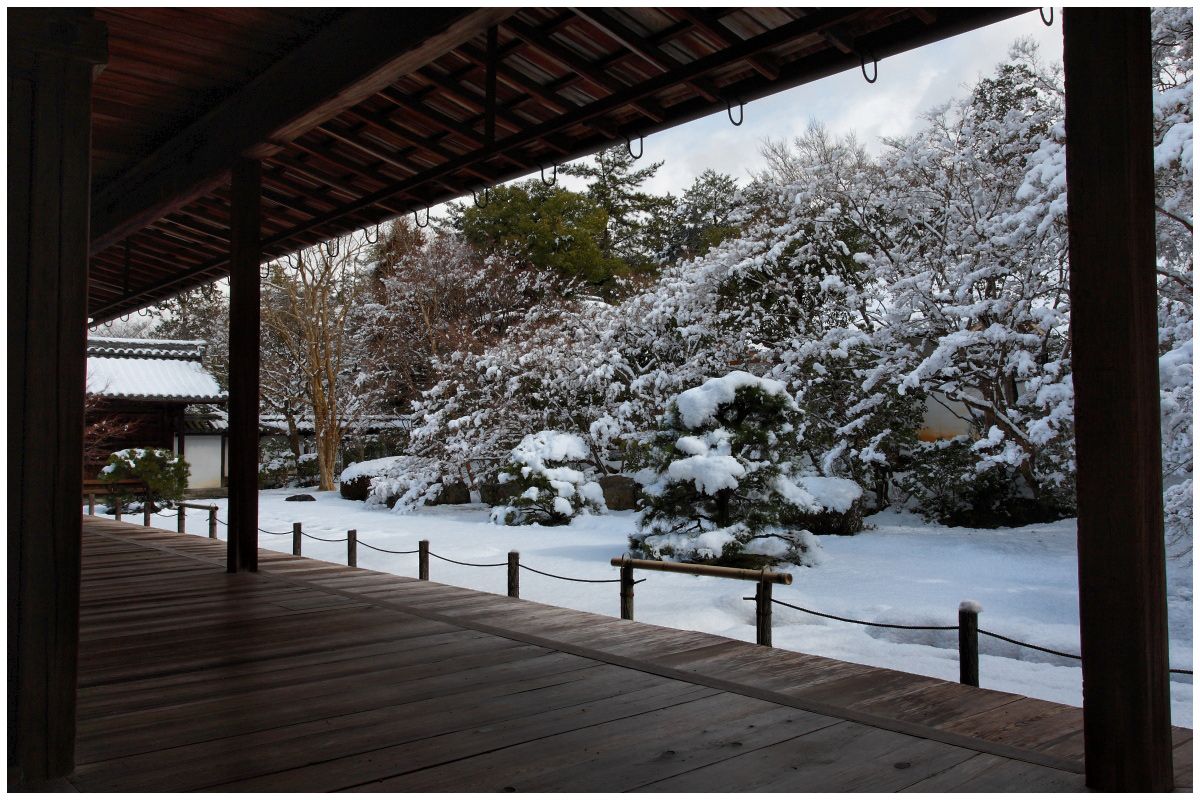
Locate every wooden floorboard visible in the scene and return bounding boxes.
[70,518,1191,792]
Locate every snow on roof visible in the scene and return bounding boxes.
[87,355,226,403]
[87,336,207,359]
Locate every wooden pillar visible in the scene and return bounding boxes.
[226,158,261,573]
[1063,9,1173,791]
[8,9,107,785]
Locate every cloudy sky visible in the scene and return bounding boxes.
[561,9,1064,198]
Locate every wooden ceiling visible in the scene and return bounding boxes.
[86,7,1028,323]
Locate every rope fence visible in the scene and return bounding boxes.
[108,502,1193,682]
[769,597,1193,678]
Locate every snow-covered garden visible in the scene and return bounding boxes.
[149,489,1193,728]
[98,8,1193,735]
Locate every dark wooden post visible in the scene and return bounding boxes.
[755,581,773,647]
[8,9,107,785]
[958,601,980,688]
[208,506,218,540]
[1064,9,1173,791]
[418,540,430,580]
[114,504,122,522]
[347,530,357,568]
[226,157,261,573]
[177,504,186,534]
[87,494,95,515]
[507,551,519,598]
[620,561,635,620]
[143,499,151,527]
[292,522,302,556]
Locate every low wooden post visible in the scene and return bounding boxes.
[143,497,151,527]
[347,529,357,568]
[177,504,186,534]
[208,505,218,539]
[959,600,981,687]
[508,551,519,598]
[88,494,95,515]
[419,540,430,580]
[755,580,773,647]
[115,504,122,522]
[620,560,634,620]
[292,522,302,556]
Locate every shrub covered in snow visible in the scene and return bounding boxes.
[633,372,839,567]
[100,447,189,511]
[897,437,1073,528]
[338,455,406,501]
[490,431,605,526]
[365,455,448,513]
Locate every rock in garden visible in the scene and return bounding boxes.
[285,494,316,502]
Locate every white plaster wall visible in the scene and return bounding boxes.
[920,392,974,441]
[184,436,224,489]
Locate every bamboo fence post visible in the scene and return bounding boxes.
[347,529,357,568]
[959,600,981,687]
[508,551,519,598]
[755,579,773,647]
[292,522,302,556]
[620,560,635,620]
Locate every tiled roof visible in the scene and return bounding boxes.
[87,336,207,359]
[87,338,226,403]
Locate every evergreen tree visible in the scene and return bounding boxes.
[455,180,623,284]
[634,373,831,567]
[560,146,674,269]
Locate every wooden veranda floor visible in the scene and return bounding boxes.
[73,517,1192,792]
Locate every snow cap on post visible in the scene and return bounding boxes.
[959,600,984,614]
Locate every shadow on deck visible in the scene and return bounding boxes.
[73,516,1192,792]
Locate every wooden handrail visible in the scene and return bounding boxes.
[608,557,793,584]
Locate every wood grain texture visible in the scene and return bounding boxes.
[69,520,1190,792]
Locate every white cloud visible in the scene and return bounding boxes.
[633,11,1063,196]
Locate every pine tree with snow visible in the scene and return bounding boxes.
[634,372,837,567]
[491,431,606,526]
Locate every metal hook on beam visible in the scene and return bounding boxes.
[860,50,878,84]
[327,237,340,257]
[541,163,557,187]
[413,206,430,229]
[624,133,643,160]
[365,224,379,244]
[472,187,491,209]
[726,98,744,127]
[1039,7,1053,26]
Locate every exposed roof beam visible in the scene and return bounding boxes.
[90,7,518,255]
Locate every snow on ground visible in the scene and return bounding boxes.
[148,490,1192,728]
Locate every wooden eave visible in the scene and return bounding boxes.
[87,7,1029,323]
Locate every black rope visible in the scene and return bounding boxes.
[518,564,628,584]
[259,528,291,536]
[429,551,506,568]
[302,531,348,543]
[770,598,956,631]
[358,541,420,555]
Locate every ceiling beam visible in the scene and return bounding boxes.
[90,7,518,255]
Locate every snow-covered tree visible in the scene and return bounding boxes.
[634,373,834,567]
[490,431,605,525]
[262,237,379,491]
[1151,7,1193,563]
